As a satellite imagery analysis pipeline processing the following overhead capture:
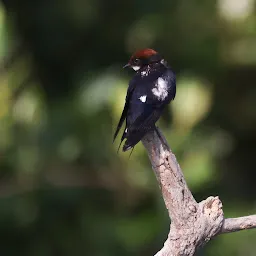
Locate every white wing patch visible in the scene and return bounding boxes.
[139,95,147,103]
[132,66,140,71]
[152,77,168,101]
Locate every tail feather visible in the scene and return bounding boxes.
[123,143,133,152]
[113,103,128,143]
[128,147,135,158]
[117,128,127,153]
[122,109,162,151]
[122,127,154,152]
[117,140,123,153]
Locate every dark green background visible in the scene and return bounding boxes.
[0,0,255,255]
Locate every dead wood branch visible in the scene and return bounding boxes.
[141,129,256,256]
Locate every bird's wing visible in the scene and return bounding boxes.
[113,80,136,143]
[113,102,128,143]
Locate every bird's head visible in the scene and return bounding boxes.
[124,48,164,71]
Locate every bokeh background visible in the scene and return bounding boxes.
[0,0,255,255]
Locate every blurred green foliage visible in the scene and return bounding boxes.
[0,0,255,255]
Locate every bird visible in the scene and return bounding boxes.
[113,48,176,153]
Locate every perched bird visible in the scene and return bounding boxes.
[113,48,176,152]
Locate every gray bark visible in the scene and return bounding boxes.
[141,129,256,256]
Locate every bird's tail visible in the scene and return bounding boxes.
[123,143,133,152]
[116,128,128,153]
[122,127,155,152]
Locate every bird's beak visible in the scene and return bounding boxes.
[123,63,131,69]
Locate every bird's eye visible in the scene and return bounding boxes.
[133,58,140,65]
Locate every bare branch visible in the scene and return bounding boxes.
[141,129,256,256]
[222,215,256,234]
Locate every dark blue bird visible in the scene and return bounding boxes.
[113,49,176,152]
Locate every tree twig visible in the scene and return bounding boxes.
[141,129,256,256]
[222,215,256,234]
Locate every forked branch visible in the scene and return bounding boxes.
[141,129,256,256]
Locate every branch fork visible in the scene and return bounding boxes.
[142,129,256,256]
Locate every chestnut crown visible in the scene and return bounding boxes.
[124,48,163,71]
